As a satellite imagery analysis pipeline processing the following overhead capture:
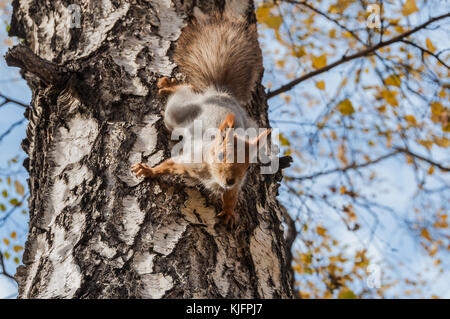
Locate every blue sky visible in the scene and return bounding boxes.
[0,4,30,297]
[0,1,449,298]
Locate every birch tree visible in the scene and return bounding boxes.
[5,0,293,298]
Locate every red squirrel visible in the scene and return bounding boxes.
[132,9,270,226]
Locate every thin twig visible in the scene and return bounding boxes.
[267,12,450,99]
[0,93,28,108]
[0,251,16,282]
[0,118,26,143]
[287,150,400,181]
[396,147,450,172]
[281,0,365,44]
[401,40,450,69]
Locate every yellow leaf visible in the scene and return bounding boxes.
[395,25,405,33]
[380,90,399,107]
[14,180,25,196]
[256,5,272,22]
[14,257,19,264]
[10,232,17,239]
[312,54,327,69]
[430,102,443,115]
[417,139,433,150]
[337,99,355,115]
[4,252,10,259]
[338,289,357,299]
[338,143,348,165]
[283,95,292,103]
[331,130,337,140]
[421,228,432,242]
[316,226,327,236]
[265,15,283,30]
[377,105,386,113]
[276,60,285,68]
[404,115,417,126]
[13,245,23,253]
[433,136,450,148]
[292,45,306,58]
[329,0,352,14]
[402,0,419,16]
[355,69,361,84]
[329,29,337,38]
[3,238,10,245]
[426,38,436,53]
[385,74,401,87]
[3,39,13,47]
[316,81,325,90]
[443,123,450,133]
[278,133,290,146]
[427,166,435,175]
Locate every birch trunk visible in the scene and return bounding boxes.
[7,0,294,298]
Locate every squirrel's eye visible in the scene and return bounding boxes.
[218,152,224,161]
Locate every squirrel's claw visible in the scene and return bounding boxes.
[157,77,179,95]
[217,210,236,227]
[157,77,172,88]
[131,163,153,178]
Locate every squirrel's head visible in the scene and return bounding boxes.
[209,113,271,190]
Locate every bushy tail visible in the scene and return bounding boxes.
[173,11,262,105]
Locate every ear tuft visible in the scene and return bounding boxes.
[251,129,272,149]
[219,113,235,131]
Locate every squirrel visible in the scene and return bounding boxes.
[132,9,271,226]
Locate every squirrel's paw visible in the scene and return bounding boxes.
[157,77,179,95]
[217,210,236,227]
[131,163,154,178]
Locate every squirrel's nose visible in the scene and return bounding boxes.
[226,178,235,186]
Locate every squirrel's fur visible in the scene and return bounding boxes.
[173,12,262,105]
[132,9,269,226]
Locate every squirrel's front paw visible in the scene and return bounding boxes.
[131,163,154,178]
[157,77,179,95]
[217,210,236,227]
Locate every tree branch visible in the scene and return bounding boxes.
[287,150,400,181]
[287,147,449,182]
[0,251,16,282]
[4,44,72,85]
[0,93,28,108]
[396,147,450,172]
[267,12,450,99]
[0,194,28,228]
[401,40,450,69]
[281,0,365,44]
[0,118,27,143]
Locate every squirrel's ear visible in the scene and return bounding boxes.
[250,129,272,149]
[246,129,272,162]
[219,113,235,132]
